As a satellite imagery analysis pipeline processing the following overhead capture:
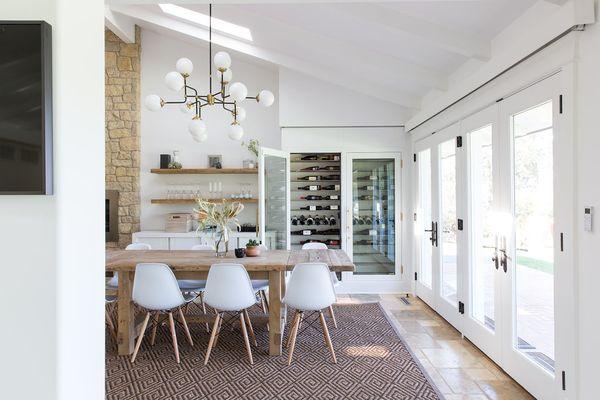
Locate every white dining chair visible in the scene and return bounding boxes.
[301,242,339,328]
[203,263,258,365]
[179,243,213,331]
[130,263,194,364]
[106,242,152,289]
[283,262,337,365]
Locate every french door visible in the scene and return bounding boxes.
[415,74,574,399]
[259,147,290,250]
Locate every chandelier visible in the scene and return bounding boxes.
[144,4,275,142]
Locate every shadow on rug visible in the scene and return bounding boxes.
[106,302,442,399]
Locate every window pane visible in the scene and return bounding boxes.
[469,125,495,330]
[440,139,457,304]
[513,100,555,372]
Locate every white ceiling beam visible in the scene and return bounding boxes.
[107,0,479,4]
[104,5,136,43]
[108,6,420,109]
[223,5,446,91]
[337,4,490,61]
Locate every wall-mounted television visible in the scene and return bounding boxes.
[0,21,53,195]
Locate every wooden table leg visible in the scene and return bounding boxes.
[117,271,135,356]
[268,270,283,356]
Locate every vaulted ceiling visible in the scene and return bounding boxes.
[106,0,559,116]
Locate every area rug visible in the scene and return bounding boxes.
[106,303,442,399]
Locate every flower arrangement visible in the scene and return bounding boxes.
[242,138,260,158]
[194,199,244,256]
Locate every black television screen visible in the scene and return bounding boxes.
[0,22,52,194]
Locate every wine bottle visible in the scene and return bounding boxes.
[321,175,340,181]
[328,216,337,225]
[298,175,319,181]
[324,239,340,246]
[321,216,330,225]
[299,166,319,171]
[323,204,339,210]
[301,195,322,201]
[321,165,340,171]
[315,216,322,226]
[300,204,322,211]
[360,185,375,191]
[298,185,321,191]
[318,154,339,161]
[291,216,299,225]
[324,194,339,200]
[299,215,306,225]
[305,215,314,225]
[320,228,340,235]
[322,184,340,191]
[300,154,318,161]
[358,195,374,200]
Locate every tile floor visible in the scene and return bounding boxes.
[337,294,535,400]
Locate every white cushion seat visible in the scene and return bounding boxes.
[252,280,269,291]
[178,280,207,291]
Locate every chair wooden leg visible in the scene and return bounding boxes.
[204,313,221,365]
[319,311,337,364]
[328,305,338,329]
[150,314,160,346]
[286,310,298,349]
[259,290,269,314]
[243,309,258,346]
[239,312,254,364]
[213,312,223,348]
[168,312,180,364]
[287,311,302,366]
[131,312,151,363]
[200,292,210,333]
[178,308,194,347]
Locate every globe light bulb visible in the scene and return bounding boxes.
[257,89,275,107]
[188,117,207,137]
[165,71,184,91]
[235,106,246,122]
[214,51,232,72]
[229,82,248,102]
[145,94,163,111]
[192,132,208,143]
[175,57,193,77]
[179,102,195,114]
[228,122,244,140]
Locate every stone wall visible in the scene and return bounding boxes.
[105,27,141,248]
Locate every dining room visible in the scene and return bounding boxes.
[3,0,599,399]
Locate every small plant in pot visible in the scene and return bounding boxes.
[245,239,261,257]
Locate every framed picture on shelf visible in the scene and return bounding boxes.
[208,155,222,169]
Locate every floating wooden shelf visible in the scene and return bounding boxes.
[151,198,258,205]
[151,168,258,175]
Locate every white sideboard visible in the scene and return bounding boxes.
[132,231,262,250]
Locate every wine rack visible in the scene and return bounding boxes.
[290,153,342,249]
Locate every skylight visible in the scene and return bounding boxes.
[159,4,253,41]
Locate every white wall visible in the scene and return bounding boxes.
[0,0,105,399]
[140,29,280,229]
[408,4,600,397]
[279,68,409,127]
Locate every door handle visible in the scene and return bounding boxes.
[424,221,438,247]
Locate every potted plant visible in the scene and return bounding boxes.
[245,239,261,257]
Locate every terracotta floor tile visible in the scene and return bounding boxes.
[477,380,535,400]
[438,368,484,394]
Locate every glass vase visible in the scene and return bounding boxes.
[214,226,230,257]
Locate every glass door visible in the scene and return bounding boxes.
[461,105,503,363]
[259,147,290,250]
[498,76,566,399]
[344,153,401,286]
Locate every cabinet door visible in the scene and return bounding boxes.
[259,147,290,250]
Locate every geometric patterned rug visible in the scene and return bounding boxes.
[106,303,442,399]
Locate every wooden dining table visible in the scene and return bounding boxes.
[106,249,355,356]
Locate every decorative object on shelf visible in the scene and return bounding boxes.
[243,159,256,169]
[144,4,275,143]
[168,150,182,169]
[165,213,193,233]
[245,239,261,257]
[160,154,172,169]
[242,138,260,158]
[208,155,222,169]
[234,248,246,258]
[194,198,244,257]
